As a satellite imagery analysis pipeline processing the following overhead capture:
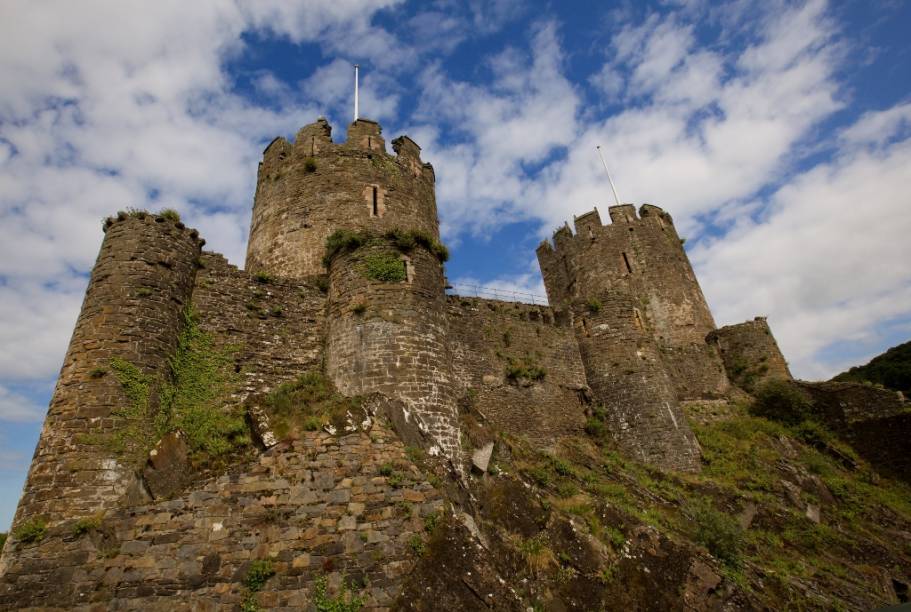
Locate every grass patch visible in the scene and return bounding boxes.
[323,229,370,267]
[263,371,363,438]
[253,272,274,284]
[323,228,449,269]
[504,356,546,385]
[518,533,556,573]
[384,228,449,262]
[586,298,602,313]
[72,514,102,537]
[750,379,814,425]
[158,208,181,223]
[362,252,406,282]
[688,501,743,569]
[13,518,47,544]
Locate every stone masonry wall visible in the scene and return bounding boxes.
[573,293,701,472]
[0,423,443,610]
[537,204,729,400]
[325,242,459,461]
[191,252,327,401]
[246,118,438,279]
[707,317,792,392]
[9,215,202,532]
[446,297,589,444]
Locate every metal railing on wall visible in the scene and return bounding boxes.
[446,283,549,306]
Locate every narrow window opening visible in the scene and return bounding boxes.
[372,187,378,216]
[310,137,315,156]
[621,252,633,274]
[368,136,372,149]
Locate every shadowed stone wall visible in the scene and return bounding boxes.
[446,297,589,444]
[10,214,202,532]
[0,424,442,610]
[707,317,792,392]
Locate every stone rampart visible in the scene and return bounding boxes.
[707,317,792,392]
[0,424,442,610]
[446,297,589,444]
[325,241,459,461]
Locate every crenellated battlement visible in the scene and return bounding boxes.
[537,204,675,259]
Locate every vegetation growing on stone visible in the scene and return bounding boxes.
[0,532,6,551]
[263,371,363,439]
[241,559,276,611]
[323,228,449,268]
[158,208,181,223]
[362,252,406,282]
[303,158,317,172]
[504,355,546,385]
[586,298,602,313]
[749,378,814,425]
[12,518,47,544]
[311,574,365,612]
[106,308,247,465]
[72,514,102,537]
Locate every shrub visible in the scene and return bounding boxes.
[363,253,406,282]
[312,575,365,612]
[323,229,369,267]
[584,418,604,437]
[72,515,102,537]
[586,298,602,313]
[264,371,362,436]
[689,501,742,568]
[254,272,274,284]
[384,229,449,262]
[409,533,426,555]
[505,361,546,384]
[245,559,275,592]
[750,379,814,425]
[13,518,47,544]
[158,208,181,223]
[313,276,330,293]
[352,303,367,315]
[304,158,317,172]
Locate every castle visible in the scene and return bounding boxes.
[0,117,826,608]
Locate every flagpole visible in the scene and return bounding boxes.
[354,64,360,121]
[596,145,621,206]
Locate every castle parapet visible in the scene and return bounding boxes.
[573,208,602,236]
[295,117,333,155]
[347,118,385,152]
[608,204,637,224]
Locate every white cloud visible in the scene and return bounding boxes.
[691,107,911,379]
[0,385,46,422]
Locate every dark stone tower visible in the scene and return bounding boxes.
[707,317,792,392]
[537,204,713,471]
[10,214,202,530]
[246,118,459,460]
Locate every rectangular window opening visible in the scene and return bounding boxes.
[372,187,378,217]
[622,252,633,274]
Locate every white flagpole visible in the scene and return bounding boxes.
[354,64,360,121]
[596,145,622,206]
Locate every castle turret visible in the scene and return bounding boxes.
[537,205,729,400]
[707,317,792,392]
[10,214,202,531]
[245,118,438,279]
[537,204,722,471]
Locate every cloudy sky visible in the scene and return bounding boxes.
[1,0,909,529]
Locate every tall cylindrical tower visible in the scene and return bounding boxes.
[247,117,459,460]
[245,118,438,279]
[9,214,202,531]
[538,205,729,400]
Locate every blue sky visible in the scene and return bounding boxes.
[1,0,910,530]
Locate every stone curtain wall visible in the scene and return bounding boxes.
[326,243,460,461]
[0,424,442,610]
[707,317,792,392]
[446,297,589,443]
[9,215,202,532]
[191,252,327,400]
[246,118,439,279]
[537,204,729,400]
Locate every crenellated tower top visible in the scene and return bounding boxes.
[246,117,438,279]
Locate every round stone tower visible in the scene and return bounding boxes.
[247,117,460,461]
[537,204,729,400]
[536,204,719,471]
[245,118,438,279]
[11,214,202,530]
